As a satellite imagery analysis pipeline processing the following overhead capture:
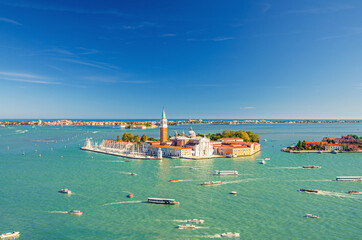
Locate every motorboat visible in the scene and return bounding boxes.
[127,194,133,198]
[348,191,360,194]
[331,150,338,154]
[169,179,179,182]
[230,191,237,195]
[201,181,222,185]
[124,160,131,162]
[213,170,238,175]
[148,198,179,205]
[305,214,319,219]
[299,189,318,193]
[178,224,196,229]
[0,232,20,239]
[187,219,204,224]
[259,160,266,164]
[68,210,83,215]
[220,232,240,237]
[59,189,71,194]
[336,176,362,181]
[317,151,323,154]
[130,173,137,175]
[302,165,321,169]
[190,167,196,170]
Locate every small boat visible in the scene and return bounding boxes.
[148,198,179,205]
[348,191,360,194]
[130,173,137,175]
[264,158,270,160]
[302,165,321,169]
[68,210,83,215]
[189,167,196,170]
[317,151,323,154]
[187,219,204,224]
[59,189,72,194]
[178,224,196,229]
[230,191,237,195]
[220,232,240,237]
[331,150,338,154]
[259,160,266,164]
[201,181,222,185]
[213,170,238,175]
[0,232,20,239]
[169,179,179,182]
[299,189,318,193]
[264,139,267,142]
[125,160,131,162]
[305,214,319,219]
[336,176,362,181]
[127,194,133,198]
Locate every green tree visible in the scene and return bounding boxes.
[122,132,133,142]
[141,134,148,142]
[248,132,260,143]
[116,135,121,141]
[296,140,303,149]
[302,140,307,149]
[134,135,140,142]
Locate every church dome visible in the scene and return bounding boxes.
[188,127,196,138]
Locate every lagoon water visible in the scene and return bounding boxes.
[0,123,361,239]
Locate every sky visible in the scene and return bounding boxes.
[0,0,361,119]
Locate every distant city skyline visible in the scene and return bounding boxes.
[0,0,361,119]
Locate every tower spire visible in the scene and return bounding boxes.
[162,107,166,119]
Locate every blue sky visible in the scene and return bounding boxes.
[0,0,361,119]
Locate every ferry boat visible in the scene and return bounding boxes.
[213,170,238,175]
[0,232,20,239]
[178,224,196,229]
[201,181,222,185]
[305,214,319,219]
[59,189,71,194]
[187,219,204,224]
[220,232,240,237]
[302,165,321,169]
[336,176,362,181]
[230,191,237,195]
[148,198,179,205]
[127,194,133,198]
[299,189,318,193]
[68,210,83,215]
[348,191,360,194]
[169,179,179,182]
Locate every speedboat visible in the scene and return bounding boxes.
[299,189,318,193]
[187,219,204,224]
[59,189,71,194]
[0,232,20,239]
[220,232,240,237]
[259,160,266,164]
[305,214,319,218]
[348,191,360,194]
[68,210,83,215]
[169,179,179,182]
[178,224,196,229]
[230,191,237,195]
[201,181,222,185]
[127,194,133,198]
[302,165,321,169]
[130,173,137,175]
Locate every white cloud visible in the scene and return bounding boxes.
[240,107,256,110]
[55,58,117,70]
[0,72,60,85]
[83,76,150,84]
[0,17,22,26]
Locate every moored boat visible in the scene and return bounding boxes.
[59,189,71,194]
[169,179,179,182]
[302,165,321,169]
[305,214,319,218]
[178,224,196,229]
[213,170,238,175]
[187,219,204,224]
[299,189,318,193]
[68,210,83,215]
[0,232,20,239]
[348,191,360,194]
[148,197,179,205]
[220,232,240,237]
[201,181,222,185]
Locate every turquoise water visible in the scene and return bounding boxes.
[0,124,361,239]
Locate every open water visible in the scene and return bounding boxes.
[0,123,361,239]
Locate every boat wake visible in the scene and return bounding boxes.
[316,190,360,198]
[223,178,259,184]
[15,130,28,134]
[270,167,303,169]
[119,171,133,175]
[103,200,143,206]
[47,211,68,214]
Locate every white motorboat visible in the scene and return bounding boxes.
[0,232,20,239]
[213,170,238,175]
[259,160,266,164]
[305,214,319,219]
[178,224,196,229]
[230,191,237,195]
[68,210,83,215]
[220,232,240,237]
[187,219,204,224]
[336,176,362,181]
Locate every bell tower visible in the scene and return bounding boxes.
[160,107,168,144]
